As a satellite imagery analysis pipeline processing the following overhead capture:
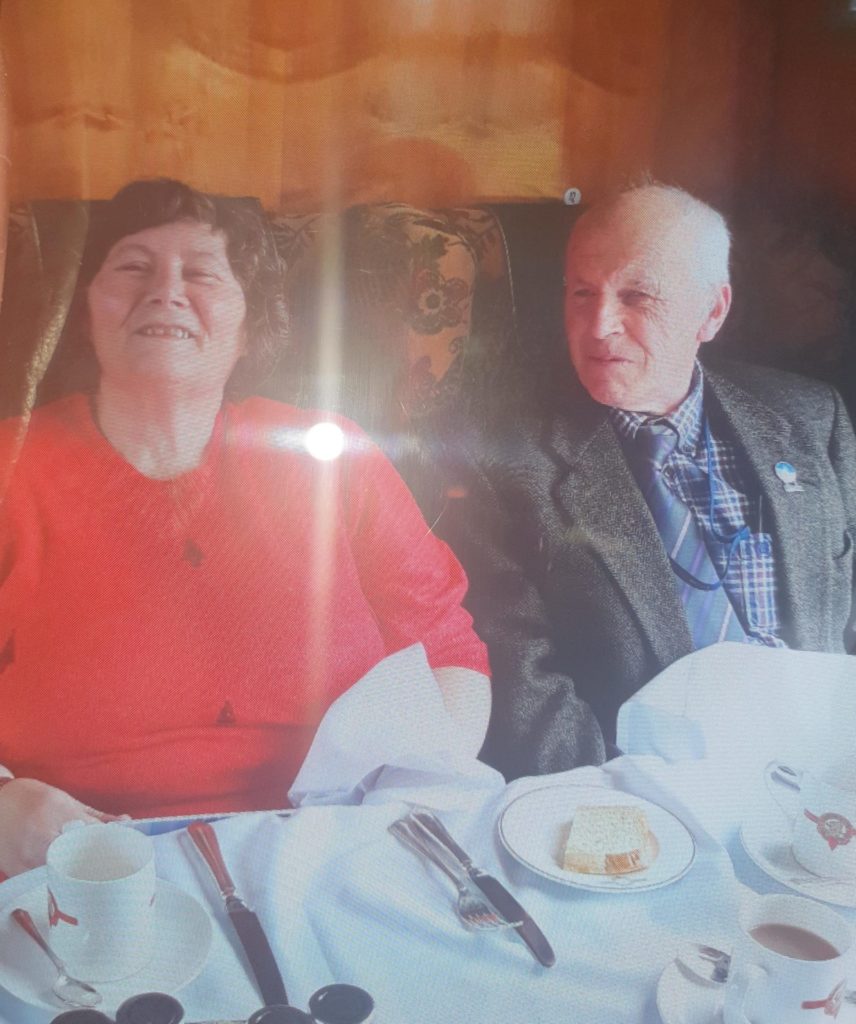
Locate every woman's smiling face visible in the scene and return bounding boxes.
[87,219,248,396]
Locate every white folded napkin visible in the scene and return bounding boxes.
[289,643,503,808]
[617,644,856,783]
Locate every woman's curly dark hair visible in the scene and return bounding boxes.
[71,178,288,393]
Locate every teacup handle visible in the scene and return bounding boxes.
[764,761,804,824]
[726,962,768,1024]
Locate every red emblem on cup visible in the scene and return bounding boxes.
[804,809,856,851]
[802,979,845,1017]
[47,888,78,928]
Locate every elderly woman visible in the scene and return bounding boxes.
[0,179,490,876]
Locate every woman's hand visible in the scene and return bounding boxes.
[0,778,126,877]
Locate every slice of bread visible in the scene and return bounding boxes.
[562,804,659,875]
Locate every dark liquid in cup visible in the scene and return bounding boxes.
[750,923,840,961]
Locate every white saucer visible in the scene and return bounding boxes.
[740,808,856,909]
[656,960,724,1024]
[498,784,696,892]
[0,872,212,1013]
[656,957,856,1024]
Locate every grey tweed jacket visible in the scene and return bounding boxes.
[437,355,856,781]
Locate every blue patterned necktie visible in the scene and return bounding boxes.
[632,421,747,649]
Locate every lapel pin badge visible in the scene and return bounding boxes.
[775,460,804,493]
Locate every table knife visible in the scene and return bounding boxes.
[187,821,289,1006]
[410,809,556,967]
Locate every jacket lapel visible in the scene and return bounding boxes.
[546,395,694,669]
[705,370,818,648]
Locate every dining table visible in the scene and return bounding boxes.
[1,644,854,1024]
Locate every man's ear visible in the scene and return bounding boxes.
[697,283,732,344]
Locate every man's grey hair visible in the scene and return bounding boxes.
[577,180,732,290]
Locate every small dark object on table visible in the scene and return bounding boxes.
[115,992,185,1024]
[309,984,375,1024]
[247,1007,313,1023]
[50,1012,113,1024]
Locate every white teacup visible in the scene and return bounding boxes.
[46,821,156,982]
[723,894,852,1024]
[765,758,856,880]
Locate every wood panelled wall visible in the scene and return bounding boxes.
[771,0,856,208]
[1,0,782,210]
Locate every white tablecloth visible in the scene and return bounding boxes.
[3,645,854,1023]
[0,755,752,1024]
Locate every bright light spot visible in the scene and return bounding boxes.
[305,421,345,461]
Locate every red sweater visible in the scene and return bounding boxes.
[0,395,488,816]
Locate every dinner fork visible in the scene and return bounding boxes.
[389,819,515,930]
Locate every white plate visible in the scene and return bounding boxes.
[656,959,724,1024]
[0,872,212,1014]
[498,784,696,892]
[740,808,856,909]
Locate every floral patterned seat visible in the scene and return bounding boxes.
[268,203,513,429]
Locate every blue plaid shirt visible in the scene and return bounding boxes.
[609,365,785,648]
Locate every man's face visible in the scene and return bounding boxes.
[564,211,730,415]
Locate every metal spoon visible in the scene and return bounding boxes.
[12,908,102,1008]
[677,944,730,985]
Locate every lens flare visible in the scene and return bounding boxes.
[304,421,345,461]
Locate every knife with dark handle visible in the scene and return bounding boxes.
[409,809,556,967]
[187,821,289,1006]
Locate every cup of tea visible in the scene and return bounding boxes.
[765,758,856,879]
[722,893,852,1024]
[46,821,156,982]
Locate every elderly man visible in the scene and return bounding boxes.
[439,184,856,780]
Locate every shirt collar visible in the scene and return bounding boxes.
[608,362,704,455]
